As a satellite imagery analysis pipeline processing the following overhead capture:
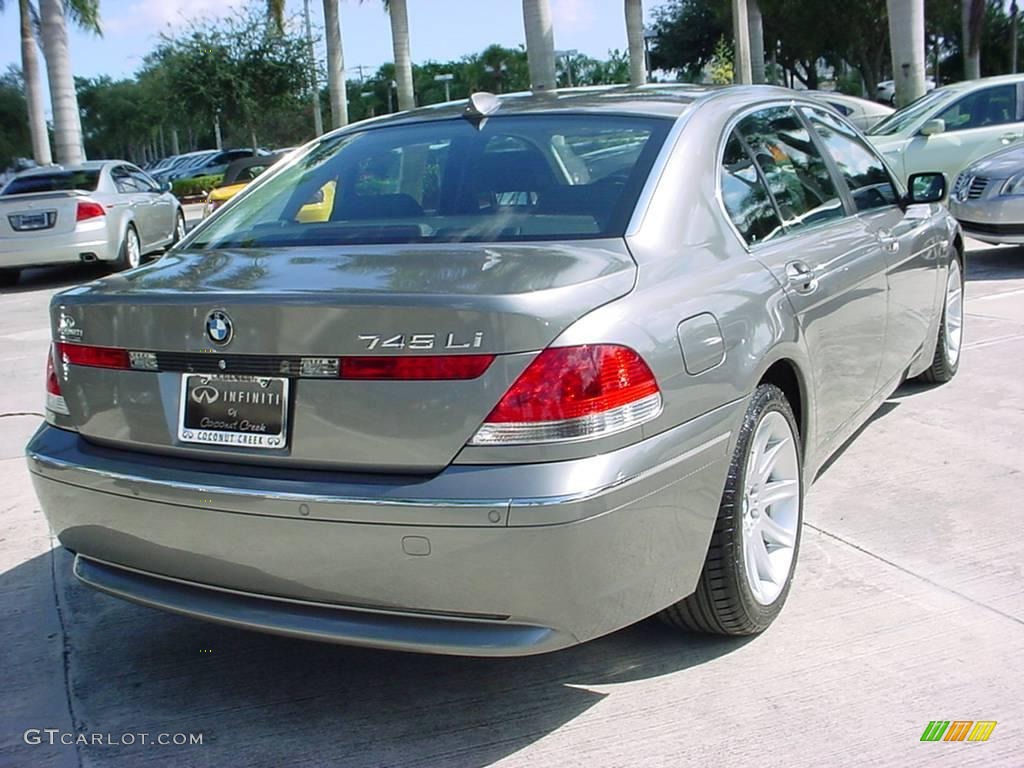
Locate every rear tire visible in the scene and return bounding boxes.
[114,225,142,271]
[171,211,186,247]
[918,256,963,384]
[660,384,803,635]
[0,268,19,287]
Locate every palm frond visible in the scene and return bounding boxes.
[65,0,102,36]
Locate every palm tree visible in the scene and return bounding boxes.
[887,0,926,107]
[266,0,285,32]
[1,0,53,164]
[39,0,100,165]
[522,0,556,91]
[625,0,645,85]
[748,0,765,84]
[962,0,984,79]
[359,1,414,111]
[322,0,349,128]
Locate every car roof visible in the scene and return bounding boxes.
[328,84,820,139]
[936,73,1024,94]
[15,161,117,176]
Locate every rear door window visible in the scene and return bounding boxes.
[803,107,900,212]
[736,106,844,232]
[719,132,783,245]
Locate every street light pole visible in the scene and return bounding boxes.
[554,49,578,87]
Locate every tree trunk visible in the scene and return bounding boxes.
[39,0,85,164]
[19,0,52,165]
[962,0,983,79]
[171,128,180,155]
[748,0,765,84]
[731,0,752,84]
[625,0,646,85]
[388,0,415,110]
[888,0,926,107]
[304,0,324,135]
[522,0,557,91]
[322,0,349,128]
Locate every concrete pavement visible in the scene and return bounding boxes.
[0,243,1021,767]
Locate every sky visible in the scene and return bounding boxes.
[0,0,659,112]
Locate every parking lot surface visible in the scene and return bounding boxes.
[1,241,1022,767]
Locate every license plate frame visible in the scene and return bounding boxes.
[11,211,53,231]
[177,374,289,449]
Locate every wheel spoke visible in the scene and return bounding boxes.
[760,478,798,508]
[760,513,795,548]
[750,534,778,584]
[758,435,791,483]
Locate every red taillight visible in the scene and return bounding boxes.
[471,344,662,445]
[340,355,494,380]
[56,341,130,370]
[76,200,106,222]
[45,346,70,415]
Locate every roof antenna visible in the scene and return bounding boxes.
[463,91,500,129]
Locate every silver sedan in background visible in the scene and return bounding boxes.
[806,91,894,132]
[0,161,185,286]
[949,143,1024,244]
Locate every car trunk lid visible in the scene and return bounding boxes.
[50,242,636,473]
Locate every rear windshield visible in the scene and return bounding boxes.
[2,170,101,195]
[187,114,671,248]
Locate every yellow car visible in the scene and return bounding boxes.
[204,155,336,223]
[203,155,281,218]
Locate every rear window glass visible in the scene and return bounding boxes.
[3,170,100,195]
[187,115,671,248]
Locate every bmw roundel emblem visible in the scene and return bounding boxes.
[205,310,233,346]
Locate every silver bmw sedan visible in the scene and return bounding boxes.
[0,161,185,286]
[26,85,963,656]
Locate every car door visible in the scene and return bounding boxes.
[903,82,1022,188]
[110,164,158,249]
[802,106,941,390]
[129,166,175,244]
[727,106,890,448]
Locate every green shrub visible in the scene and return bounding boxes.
[172,174,224,199]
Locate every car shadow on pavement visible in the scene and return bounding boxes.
[0,263,108,295]
[965,244,1024,282]
[2,547,754,768]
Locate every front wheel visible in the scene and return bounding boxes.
[918,256,963,384]
[660,384,803,635]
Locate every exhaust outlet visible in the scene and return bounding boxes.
[79,253,98,263]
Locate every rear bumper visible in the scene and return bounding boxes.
[26,402,738,655]
[0,224,116,269]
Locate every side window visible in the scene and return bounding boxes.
[720,132,783,245]
[736,106,844,232]
[111,166,138,194]
[937,85,1017,131]
[804,108,899,212]
[129,169,159,193]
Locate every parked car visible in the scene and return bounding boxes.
[806,91,894,132]
[868,74,1024,193]
[0,161,185,285]
[173,149,267,183]
[949,142,1024,243]
[875,78,936,105]
[149,151,216,184]
[202,154,283,217]
[27,85,963,656]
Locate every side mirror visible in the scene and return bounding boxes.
[159,180,172,193]
[906,172,946,205]
[920,119,946,137]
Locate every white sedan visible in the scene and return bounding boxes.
[0,161,185,286]
[867,74,1024,194]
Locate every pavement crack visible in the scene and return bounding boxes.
[49,546,84,768]
[804,522,1024,627]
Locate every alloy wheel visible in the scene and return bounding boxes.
[944,259,963,367]
[127,229,141,269]
[741,410,801,606]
